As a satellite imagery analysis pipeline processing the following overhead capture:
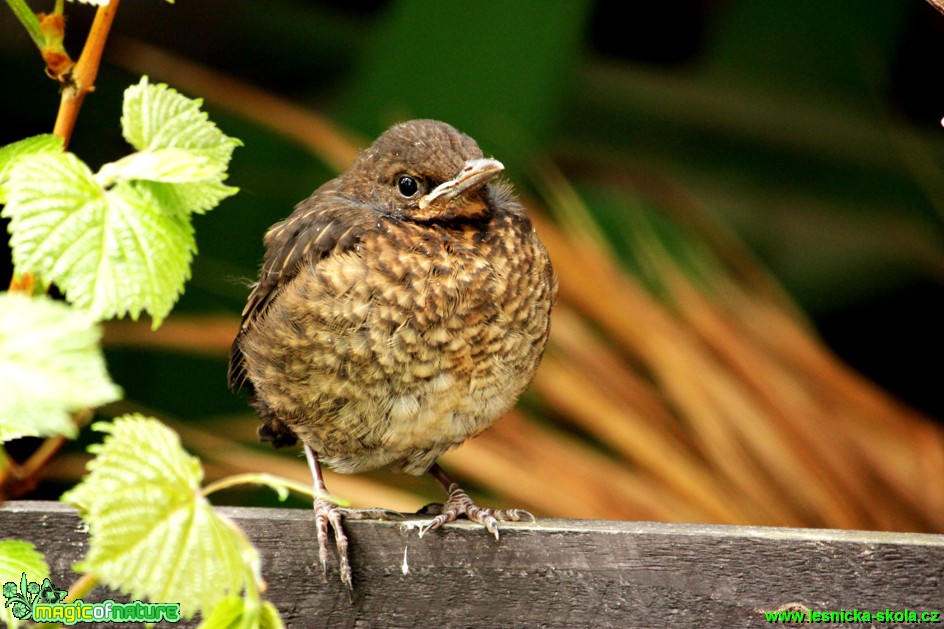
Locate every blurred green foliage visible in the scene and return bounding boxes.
[339,0,592,166]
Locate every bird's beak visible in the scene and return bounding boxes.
[418,158,504,211]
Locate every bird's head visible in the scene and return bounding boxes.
[343,119,505,222]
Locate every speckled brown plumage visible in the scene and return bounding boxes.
[228,119,556,589]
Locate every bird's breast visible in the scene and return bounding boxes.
[244,213,554,474]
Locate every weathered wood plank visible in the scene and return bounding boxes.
[1,500,942,627]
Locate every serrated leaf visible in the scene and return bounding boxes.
[0,135,62,178]
[135,179,238,216]
[1,398,76,444]
[122,76,239,161]
[2,152,195,327]
[0,540,50,629]
[198,596,284,629]
[62,415,262,620]
[120,77,240,215]
[0,293,121,442]
[0,135,62,204]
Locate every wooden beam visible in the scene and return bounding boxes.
[2,501,942,626]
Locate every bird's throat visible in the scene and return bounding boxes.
[405,197,490,223]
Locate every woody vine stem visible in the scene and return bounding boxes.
[53,0,121,147]
[0,0,121,498]
[3,0,120,150]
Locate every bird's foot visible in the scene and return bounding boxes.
[314,498,402,591]
[418,483,534,540]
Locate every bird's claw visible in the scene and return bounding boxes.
[314,500,404,591]
[418,484,533,540]
[314,497,352,590]
[341,507,405,521]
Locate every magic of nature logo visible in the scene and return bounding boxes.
[3,573,180,625]
[3,572,67,619]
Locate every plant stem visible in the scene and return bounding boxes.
[7,272,35,293]
[4,0,44,49]
[0,409,91,500]
[53,0,121,148]
[64,572,98,603]
[0,437,63,498]
[202,472,319,501]
[16,435,67,480]
[2,1,122,499]
[30,573,99,628]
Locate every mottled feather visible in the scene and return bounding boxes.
[229,119,556,473]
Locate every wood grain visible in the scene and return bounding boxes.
[1,501,942,627]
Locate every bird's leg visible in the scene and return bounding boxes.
[305,444,353,589]
[418,463,534,540]
[304,445,401,591]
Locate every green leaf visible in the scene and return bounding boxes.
[62,415,263,620]
[197,596,244,629]
[96,148,221,186]
[2,79,240,327]
[198,596,284,629]
[0,135,62,204]
[0,293,121,442]
[122,76,239,162]
[257,601,283,629]
[0,541,49,587]
[0,540,50,629]
[135,179,238,216]
[2,152,196,327]
[120,76,240,215]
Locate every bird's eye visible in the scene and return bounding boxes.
[397,175,419,198]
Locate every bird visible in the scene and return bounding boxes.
[228,119,557,590]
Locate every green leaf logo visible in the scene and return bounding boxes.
[1,572,45,622]
[38,578,66,604]
[10,601,29,620]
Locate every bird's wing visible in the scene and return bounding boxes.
[228,188,369,393]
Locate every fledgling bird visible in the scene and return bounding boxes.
[228,119,557,589]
